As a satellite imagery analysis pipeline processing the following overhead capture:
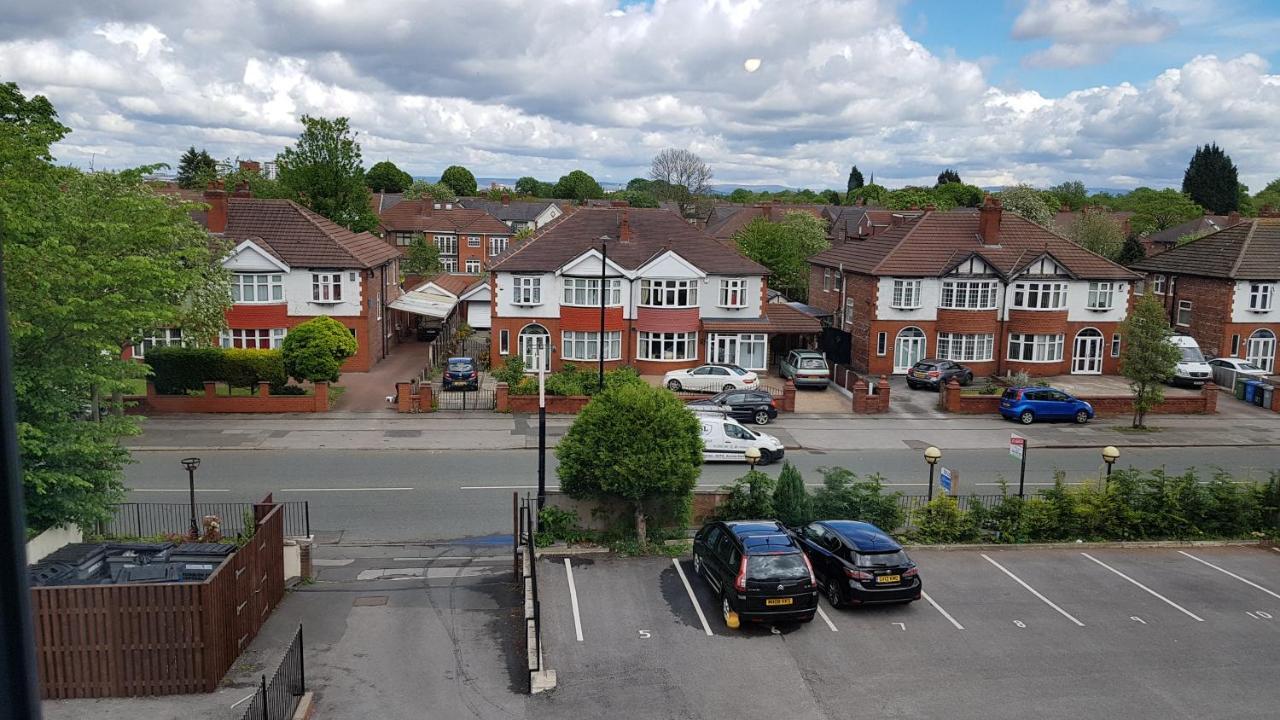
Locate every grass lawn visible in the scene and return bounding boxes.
[122,377,148,395]
[328,385,346,407]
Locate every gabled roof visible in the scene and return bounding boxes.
[458,197,559,223]
[221,198,400,269]
[1144,215,1242,247]
[1131,218,1280,279]
[705,203,829,240]
[424,273,486,298]
[372,192,405,214]
[379,199,511,235]
[810,208,1139,280]
[488,207,768,275]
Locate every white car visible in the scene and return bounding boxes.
[695,413,784,464]
[1208,357,1270,378]
[663,364,758,393]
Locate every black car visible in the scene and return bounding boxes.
[906,358,973,390]
[692,520,818,628]
[686,389,778,425]
[794,520,921,607]
[443,356,479,391]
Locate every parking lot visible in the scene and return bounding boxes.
[531,545,1280,720]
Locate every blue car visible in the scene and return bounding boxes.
[443,356,479,391]
[999,386,1094,425]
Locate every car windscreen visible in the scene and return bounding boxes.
[854,551,909,568]
[799,357,827,369]
[727,364,749,375]
[1178,346,1205,362]
[447,362,474,372]
[914,362,937,370]
[747,553,809,580]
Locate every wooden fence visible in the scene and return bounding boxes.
[32,496,285,699]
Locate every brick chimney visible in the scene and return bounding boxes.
[619,209,632,242]
[758,204,772,221]
[1228,211,1241,224]
[232,180,251,198]
[418,199,433,217]
[979,195,1003,245]
[501,193,510,206]
[204,181,228,233]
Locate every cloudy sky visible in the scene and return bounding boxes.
[4,0,1280,191]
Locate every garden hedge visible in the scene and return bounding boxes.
[147,346,288,394]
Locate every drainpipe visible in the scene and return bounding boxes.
[380,264,388,359]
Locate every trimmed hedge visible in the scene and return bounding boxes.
[147,346,288,394]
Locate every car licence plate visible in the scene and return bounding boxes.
[765,597,793,606]
[452,381,467,387]
[876,574,900,584]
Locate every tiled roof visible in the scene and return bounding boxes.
[701,302,822,334]
[1130,218,1280,279]
[222,198,400,269]
[1144,215,1241,247]
[423,273,486,297]
[458,197,557,223]
[705,204,829,240]
[372,192,405,214]
[488,207,768,275]
[379,199,511,235]
[811,208,1139,280]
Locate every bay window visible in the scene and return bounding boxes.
[231,273,283,303]
[561,331,622,361]
[563,277,623,307]
[719,279,748,308]
[640,279,698,307]
[939,280,998,310]
[637,331,698,361]
[489,236,509,256]
[1011,281,1067,310]
[1007,333,1064,362]
[936,333,994,362]
[890,279,922,309]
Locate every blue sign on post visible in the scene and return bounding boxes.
[939,467,953,494]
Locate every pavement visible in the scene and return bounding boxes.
[533,545,1280,720]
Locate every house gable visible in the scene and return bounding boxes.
[556,248,631,278]
[1012,253,1075,279]
[634,250,706,279]
[224,239,290,273]
[944,254,1001,278]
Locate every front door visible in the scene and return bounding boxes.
[893,330,926,374]
[1072,331,1103,374]
[1247,332,1276,373]
[709,335,738,366]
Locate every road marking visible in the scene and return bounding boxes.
[131,488,230,493]
[1131,616,1147,624]
[981,553,1085,626]
[921,591,965,630]
[1081,553,1204,622]
[815,605,839,632]
[460,485,551,490]
[564,559,584,642]
[1178,551,1280,600]
[892,621,906,631]
[1271,547,1280,555]
[672,558,714,636]
[281,487,414,492]
[392,556,508,562]
[229,692,257,710]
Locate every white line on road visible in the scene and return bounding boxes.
[815,605,839,632]
[672,558,714,636]
[1178,551,1280,600]
[131,488,230,493]
[461,485,552,490]
[921,591,965,630]
[280,487,414,492]
[1080,553,1204,622]
[564,558,584,642]
[981,553,1085,626]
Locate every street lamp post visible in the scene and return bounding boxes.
[181,457,201,539]
[1102,445,1120,482]
[537,339,548,510]
[598,234,610,392]
[745,447,761,469]
[924,446,942,503]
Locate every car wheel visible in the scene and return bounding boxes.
[723,384,736,392]
[1019,410,1035,425]
[666,379,682,391]
[1075,410,1090,424]
[907,381,918,389]
[962,373,973,386]
[754,410,770,425]
[759,449,777,466]
[825,579,843,608]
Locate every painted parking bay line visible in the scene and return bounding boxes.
[981,553,1085,627]
[815,605,839,632]
[672,558,714,636]
[1080,553,1204,622]
[281,487,414,492]
[1178,550,1280,600]
[564,558,584,642]
[921,591,965,630]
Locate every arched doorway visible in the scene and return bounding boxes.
[518,324,550,371]
[1247,329,1276,373]
[1072,328,1103,374]
[893,327,926,373]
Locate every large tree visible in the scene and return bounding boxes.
[276,115,378,232]
[1119,295,1182,429]
[401,235,442,276]
[1063,208,1125,261]
[995,185,1055,227]
[404,180,456,202]
[553,169,604,201]
[935,182,985,208]
[1182,143,1239,214]
[734,211,830,300]
[1253,177,1280,214]
[846,165,865,196]
[439,165,478,197]
[2,84,232,531]
[556,383,702,544]
[176,146,218,189]
[1049,180,1088,210]
[1115,187,1203,236]
[365,160,413,193]
[649,148,712,214]
[936,168,962,186]
[514,176,543,196]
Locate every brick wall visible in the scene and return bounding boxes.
[496,381,795,414]
[1160,275,1234,358]
[939,380,1218,416]
[143,381,329,413]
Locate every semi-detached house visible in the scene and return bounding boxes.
[379,198,512,273]
[488,207,820,374]
[808,197,1141,377]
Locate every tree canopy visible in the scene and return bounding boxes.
[176,146,218,189]
[608,189,659,208]
[405,180,456,202]
[365,160,413,193]
[1112,187,1204,236]
[1253,177,1280,214]
[401,235,442,276]
[1119,295,1181,428]
[439,165,478,197]
[514,176,544,196]
[936,168,962,186]
[848,183,887,206]
[846,165,865,195]
[1182,143,1239,214]
[649,148,712,213]
[734,211,830,301]
[1062,208,1125,261]
[553,169,604,201]
[995,185,1055,227]
[1049,180,1088,210]
[281,316,358,384]
[276,114,378,232]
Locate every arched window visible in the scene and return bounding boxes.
[893,326,926,373]
[1247,329,1276,373]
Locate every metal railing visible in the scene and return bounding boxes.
[97,501,310,539]
[239,624,305,720]
[897,494,1011,513]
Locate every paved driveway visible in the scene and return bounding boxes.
[331,341,434,412]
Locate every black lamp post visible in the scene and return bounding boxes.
[181,457,201,539]
[1102,445,1120,482]
[924,446,941,502]
[598,234,610,392]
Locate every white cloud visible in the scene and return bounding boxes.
[1014,0,1177,68]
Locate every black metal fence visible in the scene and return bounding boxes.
[435,383,497,411]
[239,624,305,720]
[897,494,1010,514]
[97,501,311,539]
[431,334,491,370]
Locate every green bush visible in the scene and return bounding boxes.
[221,348,287,391]
[715,469,776,521]
[535,506,588,547]
[507,363,646,396]
[270,384,307,396]
[492,355,525,386]
[282,316,358,383]
[773,461,812,527]
[810,467,903,531]
[908,495,979,543]
[146,346,225,394]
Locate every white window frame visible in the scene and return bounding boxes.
[231,273,283,303]
[513,276,542,305]
[936,332,994,362]
[823,269,832,292]
[1111,333,1121,358]
[311,272,343,303]
[639,279,699,308]
[939,280,998,310]
[1011,281,1068,310]
[636,331,698,361]
[395,231,416,247]
[719,279,748,308]
[132,329,184,358]
[1007,333,1064,362]
[890,279,922,309]
[465,259,481,274]
[435,235,458,256]
[220,328,287,350]
[441,257,457,273]
[563,277,623,307]
[1248,283,1274,312]
[1176,300,1192,327]
[1153,274,1167,294]
[1086,282,1114,311]
[467,235,481,248]
[560,331,622,361]
[499,329,510,355]
[876,332,887,356]
[489,236,509,257]
[844,297,855,327]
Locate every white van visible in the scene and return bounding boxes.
[695,413,785,464]
[1168,335,1213,387]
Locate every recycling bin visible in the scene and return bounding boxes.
[1243,380,1259,405]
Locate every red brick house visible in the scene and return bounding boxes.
[1130,218,1280,371]
[808,197,1141,378]
[488,207,820,375]
[378,199,512,273]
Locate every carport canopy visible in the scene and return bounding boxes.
[388,284,458,320]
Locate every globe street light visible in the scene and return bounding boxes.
[745,446,761,468]
[1102,445,1120,480]
[924,446,942,502]
[181,457,201,539]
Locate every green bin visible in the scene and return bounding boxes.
[1235,377,1247,400]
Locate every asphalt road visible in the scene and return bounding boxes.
[124,446,1280,543]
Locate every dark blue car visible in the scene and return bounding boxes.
[443,356,479,391]
[998,386,1094,425]
[794,520,921,607]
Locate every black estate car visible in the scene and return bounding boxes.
[906,358,973,390]
[794,520,921,607]
[443,356,479,391]
[685,389,778,425]
[692,520,818,627]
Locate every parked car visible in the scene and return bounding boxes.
[696,413,785,464]
[1168,335,1212,387]
[664,363,758,393]
[416,326,440,342]
[998,386,1094,425]
[443,356,479,391]
[779,350,831,388]
[692,520,818,627]
[793,521,921,607]
[906,358,972,390]
[1208,357,1270,378]
[686,389,778,425]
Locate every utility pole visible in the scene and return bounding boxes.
[537,339,547,510]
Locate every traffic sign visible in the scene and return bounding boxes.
[1009,434,1025,460]
[939,467,953,494]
